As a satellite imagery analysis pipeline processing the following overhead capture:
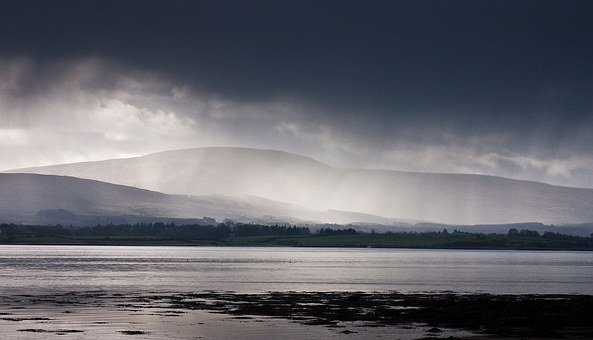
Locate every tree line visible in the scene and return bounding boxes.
[0,223,591,250]
[0,222,310,242]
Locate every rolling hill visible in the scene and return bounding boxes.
[0,173,395,226]
[8,147,593,225]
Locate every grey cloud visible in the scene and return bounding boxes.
[1,57,593,188]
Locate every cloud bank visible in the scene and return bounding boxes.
[1,57,593,188]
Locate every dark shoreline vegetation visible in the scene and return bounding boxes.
[4,291,593,339]
[1,222,593,250]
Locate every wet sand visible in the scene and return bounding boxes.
[1,291,592,339]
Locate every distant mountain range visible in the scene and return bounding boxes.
[8,147,593,225]
[0,173,397,226]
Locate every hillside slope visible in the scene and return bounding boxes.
[10,147,593,224]
[0,173,395,226]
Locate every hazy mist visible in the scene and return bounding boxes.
[10,147,593,225]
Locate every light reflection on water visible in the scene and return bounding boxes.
[1,245,592,294]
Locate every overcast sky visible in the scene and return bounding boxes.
[1,1,593,187]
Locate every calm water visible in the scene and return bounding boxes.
[1,245,592,294]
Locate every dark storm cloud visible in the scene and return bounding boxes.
[1,1,593,186]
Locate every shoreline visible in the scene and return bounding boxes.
[1,241,593,252]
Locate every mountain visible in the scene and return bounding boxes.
[0,173,395,226]
[8,147,593,225]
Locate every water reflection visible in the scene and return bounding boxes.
[0,245,592,294]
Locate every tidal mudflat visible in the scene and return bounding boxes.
[0,291,476,340]
[1,291,592,339]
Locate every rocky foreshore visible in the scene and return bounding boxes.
[2,291,593,339]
